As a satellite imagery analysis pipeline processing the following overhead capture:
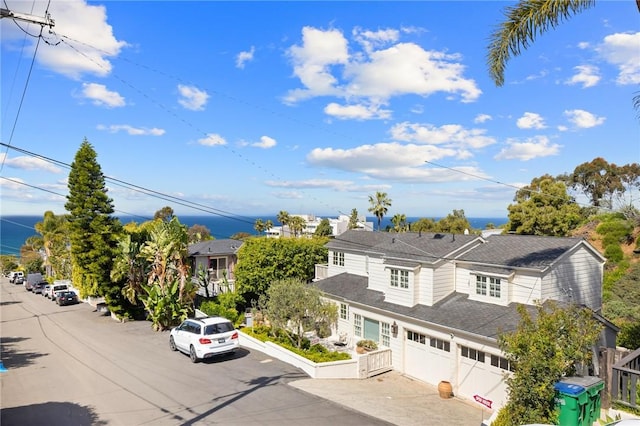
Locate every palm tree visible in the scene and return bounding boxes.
[277,210,291,236]
[288,215,307,237]
[391,213,408,233]
[488,0,640,116]
[368,192,392,231]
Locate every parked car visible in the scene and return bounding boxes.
[25,273,43,291]
[56,291,79,306]
[48,282,69,301]
[32,281,47,295]
[169,317,239,363]
[9,271,24,283]
[42,284,51,297]
[14,275,25,285]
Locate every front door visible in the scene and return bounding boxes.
[363,317,380,342]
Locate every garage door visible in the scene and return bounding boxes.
[457,347,508,407]
[404,330,453,385]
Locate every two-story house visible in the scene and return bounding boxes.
[188,239,242,295]
[313,230,608,410]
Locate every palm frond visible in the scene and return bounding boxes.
[488,0,596,86]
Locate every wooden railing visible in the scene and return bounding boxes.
[611,347,640,410]
[314,264,328,281]
[361,348,393,378]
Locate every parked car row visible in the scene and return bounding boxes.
[25,278,79,306]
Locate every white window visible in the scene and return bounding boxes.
[381,322,390,347]
[476,275,501,299]
[407,330,426,344]
[332,251,344,266]
[354,314,362,337]
[340,303,348,320]
[461,346,485,362]
[390,269,409,289]
[430,337,450,352]
[491,354,514,371]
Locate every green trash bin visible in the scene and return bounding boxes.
[554,376,604,426]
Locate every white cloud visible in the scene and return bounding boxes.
[516,112,546,129]
[284,26,481,111]
[236,46,255,69]
[177,84,209,111]
[474,114,492,124]
[566,65,600,88]
[390,122,496,149]
[2,0,127,78]
[96,124,165,136]
[564,109,606,128]
[305,141,490,183]
[271,191,303,199]
[81,83,125,107]
[324,102,392,120]
[597,32,640,85]
[266,179,352,190]
[265,178,392,193]
[352,27,400,53]
[1,155,62,173]
[495,136,561,161]
[252,136,277,149]
[285,26,349,102]
[198,133,226,146]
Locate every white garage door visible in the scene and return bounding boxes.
[404,330,454,385]
[457,347,508,408]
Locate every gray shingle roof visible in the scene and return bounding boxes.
[456,234,587,270]
[188,239,242,256]
[314,272,534,340]
[327,230,481,263]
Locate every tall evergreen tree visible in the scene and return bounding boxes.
[65,139,122,299]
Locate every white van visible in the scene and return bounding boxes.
[48,282,69,301]
[9,271,24,284]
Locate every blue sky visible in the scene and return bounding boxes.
[1,1,639,220]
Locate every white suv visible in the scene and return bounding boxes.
[169,317,238,363]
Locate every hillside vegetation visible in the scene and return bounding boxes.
[571,213,640,350]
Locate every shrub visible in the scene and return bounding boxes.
[356,339,378,351]
[604,244,624,263]
[242,326,351,362]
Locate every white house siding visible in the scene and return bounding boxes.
[509,272,543,305]
[431,262,455,305]
[541,246,603,309]
[327,250,367,278]
[454,264,474,295]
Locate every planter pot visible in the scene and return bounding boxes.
[356,346,366,354]
[438,381,453,399]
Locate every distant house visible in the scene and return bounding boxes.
[313,230,609,410]
[267,214,373,239]
[188,239,242,295]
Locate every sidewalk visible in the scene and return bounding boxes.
[289,370,488,426]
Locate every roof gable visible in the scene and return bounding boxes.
[456,234,601,270]
[188,239,242,256]
[327,230,482,263]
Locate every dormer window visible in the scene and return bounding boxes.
[476,275,501,298]
[332,251,345,266]
[390,269,409,289]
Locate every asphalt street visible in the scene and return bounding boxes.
[1,276,487,425]
[0,277,392,426]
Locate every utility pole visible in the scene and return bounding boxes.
[0,7,55,28]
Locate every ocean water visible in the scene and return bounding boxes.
[0,215,508,257]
